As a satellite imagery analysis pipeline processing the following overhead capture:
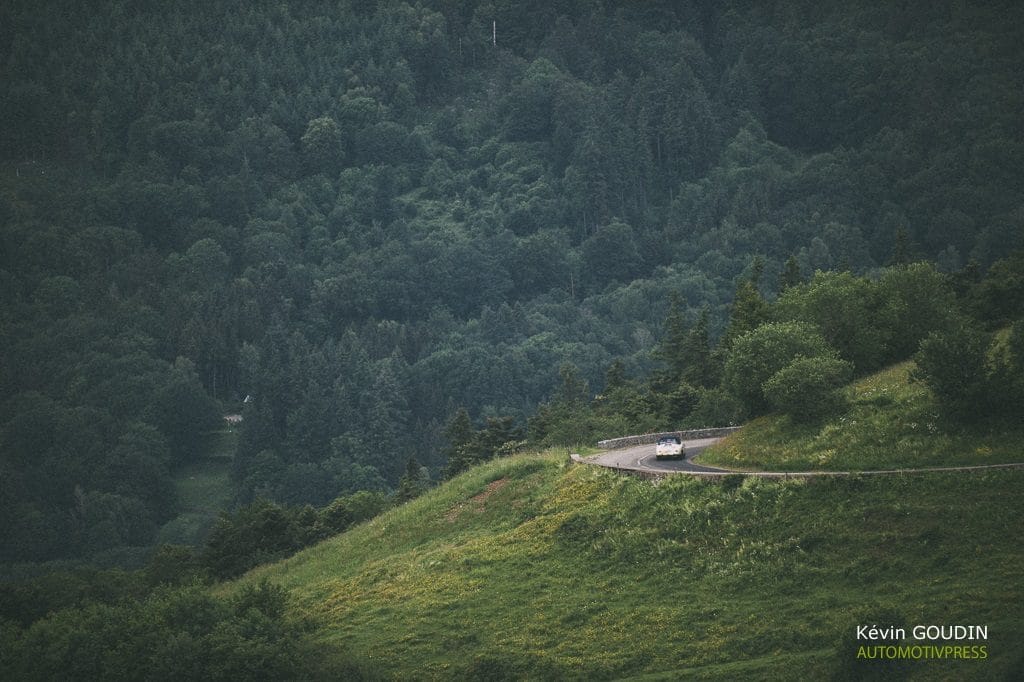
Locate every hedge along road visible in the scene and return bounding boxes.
[582,437,1024,478]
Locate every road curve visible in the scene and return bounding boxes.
[583,438,1024,478]
[585,437,731,474]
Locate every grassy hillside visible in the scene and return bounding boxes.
[700,361,1024,472]
[227,452,1024,680]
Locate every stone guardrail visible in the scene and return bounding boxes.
[596,426,742,450]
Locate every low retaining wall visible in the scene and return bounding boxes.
[597,426,742,450]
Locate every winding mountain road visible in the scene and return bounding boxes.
[583,436,1024,478]
[585,437,730,474]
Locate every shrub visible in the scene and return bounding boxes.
[317,491,391,537]
[202,500,298,580]
[763,356,853,422]
[724,321,836,416]
[912,326,991,422]
[144,544,206,587]
[774,271,887,373]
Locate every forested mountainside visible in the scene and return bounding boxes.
[2,0,1023,563]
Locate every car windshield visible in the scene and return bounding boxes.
[659,437,680,444]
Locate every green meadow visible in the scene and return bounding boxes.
[228,451,1024,680]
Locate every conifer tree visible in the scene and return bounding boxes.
[681,307,714,388]
[604,359,627,392]
[653,293,688,386]
[779,255,803,292]
[441,408,477,480]
[722,258,770,348]
[397,456,428,502]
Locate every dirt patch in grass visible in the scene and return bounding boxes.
[473,477,510,503]
[445,477,510,522]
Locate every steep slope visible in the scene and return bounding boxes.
[228,452,1024,680]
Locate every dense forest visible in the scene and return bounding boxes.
[2,0,1024,567]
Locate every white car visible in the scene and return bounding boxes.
[655,436,684,460]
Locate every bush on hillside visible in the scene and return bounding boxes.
[318,491,391,536]
[912,325,992,422]
[763,356,853,423]
[202,500,299,580]
[723,321,837,416]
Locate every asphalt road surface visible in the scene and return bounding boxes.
[585,437,731,474]
[584,438,1024,478]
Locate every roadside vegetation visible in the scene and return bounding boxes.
[699,361,1024,472]
[210,453,1022,680]
[530,256,1024,456]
